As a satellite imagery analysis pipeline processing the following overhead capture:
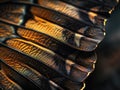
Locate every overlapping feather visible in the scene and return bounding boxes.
[0,0,118,90]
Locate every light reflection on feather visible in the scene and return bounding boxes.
[0,0,118,90]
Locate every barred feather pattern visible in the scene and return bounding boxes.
[0,0,119,90]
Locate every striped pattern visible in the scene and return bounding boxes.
[0,0,118,90]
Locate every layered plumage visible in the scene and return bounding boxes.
[0,0,119,90]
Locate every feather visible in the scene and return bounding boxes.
[0,0,118,90]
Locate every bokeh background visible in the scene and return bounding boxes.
[85,3,120,90]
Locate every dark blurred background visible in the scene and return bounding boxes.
[85,3,120,90]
